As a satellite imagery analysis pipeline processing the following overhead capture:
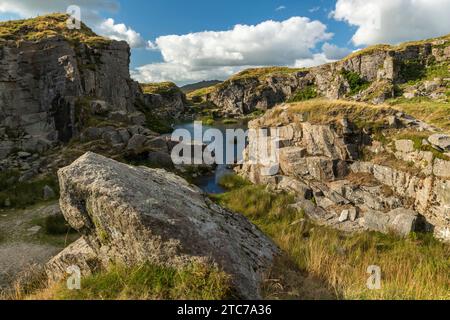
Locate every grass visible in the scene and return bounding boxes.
[267,99,395,128]
[218,174,251,190]
[288,86,318,102]
[399,59,426,82]
[187,86,217,101]
[387,97,450,132]
[221,119,239,125]
[32,262,232,300]
[342,33,450,62]
[133,99,173,134]
[396,131,450,161]
[213,175,450,300]
[40,215,77,236]
[0,14,110,47]
[0,171,59,209]
[214,67,305,90]
[141,82,181,96]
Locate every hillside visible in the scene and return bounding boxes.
[181,80,222,93]
[1,14,449,301]
[198,33,450,129]
[0,13,110,46]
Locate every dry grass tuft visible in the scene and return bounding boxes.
[215,175,450,300]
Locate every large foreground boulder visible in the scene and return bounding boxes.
[47,152,278,299]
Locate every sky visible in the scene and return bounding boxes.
[1,0,450,85]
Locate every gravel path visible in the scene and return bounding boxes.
[0,202,77,291]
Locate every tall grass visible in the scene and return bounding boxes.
[31,262,232,300]
[214,175,450,300]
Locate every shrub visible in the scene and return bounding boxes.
[288,86,318,102]
[341,70,370,95]
[201,117,215,126]
[133,100,173,134]
[400,59,426,83]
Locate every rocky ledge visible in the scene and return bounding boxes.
[238,101,450,241]
[46,152,278,299]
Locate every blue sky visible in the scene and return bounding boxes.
[1,0,449,85]
[109,0,354,68]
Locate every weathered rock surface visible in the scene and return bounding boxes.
[48,153,278,299]
[206,35,450,114]
[237,104,450,241]
[0,16,187,177]
[363,208,420,237]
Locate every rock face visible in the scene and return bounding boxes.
[48,152,278,299]
[206,35,450,114]
[0,35,141,156]
[0,15,188,179]
[237,103,450,241]
[0,15,188,163]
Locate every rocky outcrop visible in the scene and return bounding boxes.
[46,152,278,299]
[237,103,450,241]
[0,15,189,179]
[0,35,141,156]
[206,35,450,115]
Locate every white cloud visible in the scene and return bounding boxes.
[294,53,332,68]
[309,6,321,13]
[321,42,352,60]
[131,63,247,86]
[0,0,147,48]
[133,17,333,84]
[98,18,146,48]
[276,6,286,11]
[333,0,450,46]
[155,17,332,67]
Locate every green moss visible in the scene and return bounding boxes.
[288,85,318,102]
[341,70,371,95]
[0,172,59,209]
[92,217,109,245]
[50,262,232,300]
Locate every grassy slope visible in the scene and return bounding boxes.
[0,13,110,46]
[388,98,450,133]
[181,80,222,93]
[213,175,450,300]
[140,82,180,95]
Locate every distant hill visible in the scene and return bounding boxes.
[181,80,222,93]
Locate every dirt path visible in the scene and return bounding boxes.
[0,202,78,290]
